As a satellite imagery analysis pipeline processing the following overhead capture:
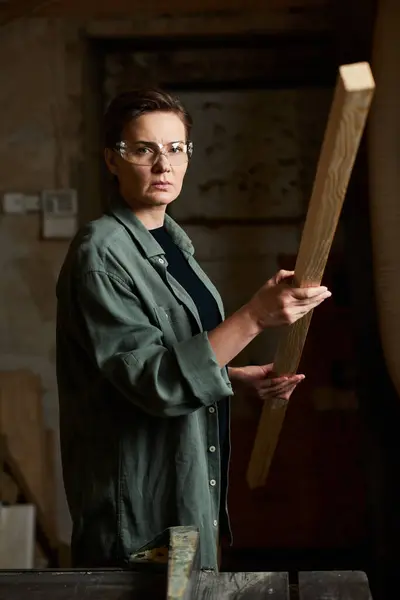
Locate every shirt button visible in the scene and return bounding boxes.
[209,446,216,453]
[209,407,215,413]
[213,520,218,527]
[210,479,216,487]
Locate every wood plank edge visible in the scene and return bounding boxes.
[339,62,375,92]
[246,403,289,489]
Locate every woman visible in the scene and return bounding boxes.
[56,88,331,571]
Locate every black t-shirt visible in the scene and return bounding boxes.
[150,226,229,528]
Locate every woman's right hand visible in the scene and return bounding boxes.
[246,269,331,330]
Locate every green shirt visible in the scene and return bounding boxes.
[56,193,234,571]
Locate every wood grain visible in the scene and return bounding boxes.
[193,571,289,599]
[0,570,289,600]
[167,526,200,600]
[0,570,167,600]
[0,569,373,598]
[298,571,373,599]
[247,62,375,489]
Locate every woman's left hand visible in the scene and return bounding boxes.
[228,363,304,403]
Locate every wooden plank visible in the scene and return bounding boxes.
[0,570,167,599]
[167,527,200,600]
[0,570,289,599]
[195,572,289,599]
[129,525,201,599]
[247,62,375,489]
[299,571,373,599]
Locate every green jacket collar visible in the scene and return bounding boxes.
[108,192,195,258]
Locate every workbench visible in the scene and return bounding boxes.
[0,569,373,599]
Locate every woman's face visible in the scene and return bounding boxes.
[105,111,188,213]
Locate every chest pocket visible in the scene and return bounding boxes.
[153,304,195,347]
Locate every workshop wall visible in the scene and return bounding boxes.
[0,19,82,544]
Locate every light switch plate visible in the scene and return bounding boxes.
[41,189,77,217]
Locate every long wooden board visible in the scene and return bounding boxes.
[0,570,289,600]
[247,62,375,489]
[0,569,373,598]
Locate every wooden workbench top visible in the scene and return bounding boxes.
[0,569,372,599]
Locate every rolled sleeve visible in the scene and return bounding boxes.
[173,332,233,406]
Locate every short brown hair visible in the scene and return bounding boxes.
[104,88,193,149]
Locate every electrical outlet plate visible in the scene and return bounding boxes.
[2,193,41,214]
[2,193,26,214]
